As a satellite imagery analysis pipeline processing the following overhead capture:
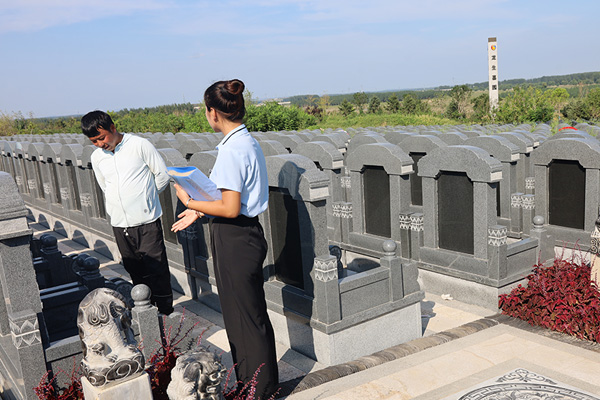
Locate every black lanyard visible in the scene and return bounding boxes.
[221,125,246,146]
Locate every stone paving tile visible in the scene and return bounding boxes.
[285,325,600,399]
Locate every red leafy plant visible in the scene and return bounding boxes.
[499,254,600,342]
[33,363,83,400]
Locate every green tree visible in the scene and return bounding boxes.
[385,94,400,113]
[544,87,570,119]
[338,99,355,117]
[446,85,472,119]
[0,111,20,136]
[471,93,491,122]
[586,88,600,120]
[496,86,553,123]
[367,96,381,114]
[353,92,368,114]
[400,93,419,114]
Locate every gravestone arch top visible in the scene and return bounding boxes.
[419,145,502,182]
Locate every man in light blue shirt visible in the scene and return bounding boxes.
[82,110,174,315]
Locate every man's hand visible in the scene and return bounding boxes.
[171,209,203,232]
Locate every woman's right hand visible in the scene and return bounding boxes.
[171,209,203,232]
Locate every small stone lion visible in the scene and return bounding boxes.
[77,287,144,387]
[167,348,226,400]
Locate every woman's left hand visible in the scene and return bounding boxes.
[174,183,190,205]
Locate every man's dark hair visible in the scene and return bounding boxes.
[81,110,114,138]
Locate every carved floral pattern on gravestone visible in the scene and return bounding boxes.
[77,288,144,387]
[166,348,227,400]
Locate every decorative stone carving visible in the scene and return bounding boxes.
[332,203,352,219]
[77,288,144,387]
[166,348,226,400]
[522,195,535,210]
[488,225,508,247]
[80,192,92,207]
[525,177,535,190]
[314,257,338,282]
[591,214,600,286]
[340,176,351,188]
[399,214,411,230]
[9,314,42,349]
[60,187,70,200]
[410,213,424,232]
[511,194,522,208]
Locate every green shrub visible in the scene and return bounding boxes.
[245,102,316,132]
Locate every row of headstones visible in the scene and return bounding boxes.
[2,122,599,298]
[3,123,600,316]
[0,173,205,399]
[0,129,423,365]
[3,122,600,364]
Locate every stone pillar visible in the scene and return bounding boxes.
[340,175,351,203]
[381,241,404,301]
[333,202,352,244]
[529,216,554,264]
[78,256,105,291]
[398,213,412,259]
[409,213,424,262]
[521,194,535,237]
[525,177,535,195]
[0,172,47,400]
[131,284,162,365]
[487,225,508,280]
[313,255,341,324]
[510,192,523,236]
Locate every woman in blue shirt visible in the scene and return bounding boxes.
[172,79,278,399]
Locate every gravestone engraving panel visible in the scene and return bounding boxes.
[363,165,391,238]
[269,188,304,289]
[410,152,425,206]
[438,171,474,254]
[548,159,585,230]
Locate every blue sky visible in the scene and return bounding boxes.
[1,0,599,118]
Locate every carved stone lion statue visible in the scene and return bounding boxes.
[77,287,144,387]
[167,348,227,400]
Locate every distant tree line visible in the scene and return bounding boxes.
[2,71,600,137]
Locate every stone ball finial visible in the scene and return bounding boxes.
[383,240,396,256]
[131,284,152,308]
[82,256,100,272]
[40,234,58,251]
[533,215,544,228]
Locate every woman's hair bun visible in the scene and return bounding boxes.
[204,79,246,122]
[226,79,245,96]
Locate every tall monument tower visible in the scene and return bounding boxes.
[488,37,499,110]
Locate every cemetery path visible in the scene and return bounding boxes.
[29,221,600,400]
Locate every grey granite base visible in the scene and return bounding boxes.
[417,269,527,311]
[268,302,422,366]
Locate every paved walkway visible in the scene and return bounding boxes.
[31,222,600,399]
